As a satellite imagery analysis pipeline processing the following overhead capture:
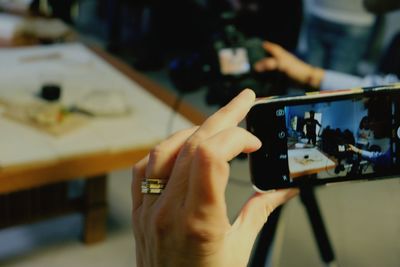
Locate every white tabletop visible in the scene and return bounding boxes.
[288,147,336,177]
[0,43,193,167]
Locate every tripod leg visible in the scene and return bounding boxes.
[300,185,336,265]
[249,206,282,267]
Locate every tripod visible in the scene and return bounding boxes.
[249,183,338,267]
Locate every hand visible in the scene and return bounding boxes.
[347,144,361,154]
[254,41,325,89]
[132,89,298,267]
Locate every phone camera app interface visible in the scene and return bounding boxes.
[284,95,399,181]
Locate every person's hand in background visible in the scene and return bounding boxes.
[347,144,361,154]
[132,89,298,267]
[254,41,325,90]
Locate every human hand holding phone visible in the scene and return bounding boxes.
[132,89,298,267]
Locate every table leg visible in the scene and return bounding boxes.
[83,174,108,244]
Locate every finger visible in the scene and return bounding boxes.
[262,41,284,57]
[145,126,199,179]
[232,189,299,241]
[186,127,262,214]
[162,89,256,211]
[187,89,256,145]
[132,155,149,211]
[142,127,199,206]
[254,57,278,72]
[166,89,256,205]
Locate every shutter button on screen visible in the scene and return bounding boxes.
[397,126,400,139]
[276,109,285,117]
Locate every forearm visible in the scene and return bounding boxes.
[353,147,378,162]
[319,70,364,90]
[320,71,400,91]
[304,65,325,90]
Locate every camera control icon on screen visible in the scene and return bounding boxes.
[276,109,285,117]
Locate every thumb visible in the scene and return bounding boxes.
[233,189,299,241]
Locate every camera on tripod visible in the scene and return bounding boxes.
[168,11,287,107]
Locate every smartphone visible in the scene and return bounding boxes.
[246,83,400,191]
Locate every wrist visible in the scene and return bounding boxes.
[304,65,324,90]
[353,147,361,154]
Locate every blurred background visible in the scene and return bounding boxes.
[0,0,399,266]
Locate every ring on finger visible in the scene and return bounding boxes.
[141,178,167,195]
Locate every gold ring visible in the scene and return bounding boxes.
[141,178,167,194]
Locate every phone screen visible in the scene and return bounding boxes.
[247,87,400,190]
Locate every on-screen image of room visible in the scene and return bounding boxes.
[283,98,392,179]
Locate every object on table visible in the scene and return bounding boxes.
[0,12,73,46]
[0,0,32,13]
[74,90,131,117]
[39,83,62,101]
[0,13,24,42]
[0,96,88,136]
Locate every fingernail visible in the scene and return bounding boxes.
[242,88,256,98]
[254,136,262,147]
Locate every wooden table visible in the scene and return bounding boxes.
[0,43,206,244]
